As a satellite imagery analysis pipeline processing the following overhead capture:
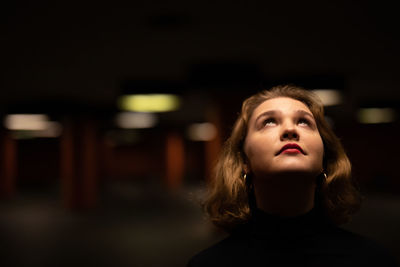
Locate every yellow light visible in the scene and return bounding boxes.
[311,89,343,106]
[117,94,181,112]
[357,108,396,124]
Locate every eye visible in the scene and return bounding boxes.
[263,118,277,127]
[298,118,311,126]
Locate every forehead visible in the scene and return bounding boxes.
[251,97,312,120]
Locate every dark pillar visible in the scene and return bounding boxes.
[60,117,98,210]
[165,132,185,190]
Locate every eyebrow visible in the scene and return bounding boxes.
[255,110,280,125]
[295,110,314,119]
[255,109,315,125]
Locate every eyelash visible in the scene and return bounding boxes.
[263,118,277,126]
[298,118,311,126]
[262,117,312,127]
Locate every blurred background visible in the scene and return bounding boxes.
[1,1,400,266]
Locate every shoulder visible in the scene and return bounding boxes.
[187,233,248,267]
[322,226,398,266]
[326,226,384,248]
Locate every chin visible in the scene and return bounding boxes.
[268,164,320,177]
[274,168,317,175]
[272,158,320,173]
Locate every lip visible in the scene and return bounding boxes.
[276,143,305,155]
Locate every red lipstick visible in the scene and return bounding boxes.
[277,143,305,155]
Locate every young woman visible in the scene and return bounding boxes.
[188,85,398,267]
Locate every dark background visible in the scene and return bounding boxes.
[1,1,400,266]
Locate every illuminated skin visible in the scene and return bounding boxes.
[244,97,324,178]
[243,97,324,216]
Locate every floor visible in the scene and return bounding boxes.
[1,180,399,267]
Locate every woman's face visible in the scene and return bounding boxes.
[243,97,324,178]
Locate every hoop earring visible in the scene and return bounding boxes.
[243,173,254,191]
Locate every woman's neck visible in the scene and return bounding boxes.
[253,173,316,217]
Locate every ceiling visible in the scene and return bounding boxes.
[1,1,400,115]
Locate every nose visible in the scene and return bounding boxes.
[280,123,299,141]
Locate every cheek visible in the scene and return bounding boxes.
[313,137,325,165]
[244,136,274,165]
[244,139,256,163]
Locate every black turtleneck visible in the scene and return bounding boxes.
[187,208,398,267]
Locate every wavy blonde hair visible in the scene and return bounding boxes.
[204,85,361,231]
